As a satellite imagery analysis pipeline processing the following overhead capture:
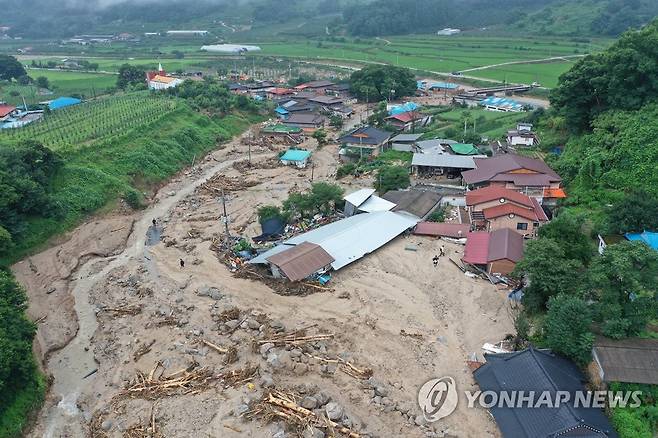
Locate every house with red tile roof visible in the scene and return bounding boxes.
[0,104,17,121]
[461,154,565,205]
[385,111,432,132]
[462,228,524,275]
[466,186,548,237]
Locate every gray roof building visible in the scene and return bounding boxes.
[474,347,618,438]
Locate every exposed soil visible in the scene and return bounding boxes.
[15,110,512,438]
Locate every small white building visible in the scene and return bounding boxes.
[506,123,539,147]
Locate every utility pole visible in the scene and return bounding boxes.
[220,189,230,243]
[310,162,315,181]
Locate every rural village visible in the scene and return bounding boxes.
[0,2,657,438]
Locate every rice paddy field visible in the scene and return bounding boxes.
[3,33,611,92]
[249,34,611,87]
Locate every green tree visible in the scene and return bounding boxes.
[117,64,146,89]
[513,239,584,312]
[312,129,328,147]
[586,241,658,338]
[538,211,594,264]
[544,294,594,365]
[0,226,12,254]
[257,205,288,223]
[550,19,658,131]
[329,114,344,129]
[0,55,26,81]
[606,190,658,233]
[350,65,416,102]
[375,165,410,193]
[283,182,344,219]
[34,76,49,89]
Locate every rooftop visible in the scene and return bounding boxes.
[412,153,477,169]
[413,222,470,238]
[462,154,561,186]
[251,211,419,271]
[462,228,524,265]
[474,348,618,438]
[391,133,423,143]
[266,242,334,282]
[466,186,534,208]
[382,189,442,219]
[593,337,658,384]
[280,149,312,162]
[339,126,391,146]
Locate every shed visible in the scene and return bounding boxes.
[280,149,311,168]
[412,154,477,177]
[266,242,334,281]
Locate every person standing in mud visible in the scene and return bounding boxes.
[152,219,157,227]
[179,259,185,269]
[432,255,439,267]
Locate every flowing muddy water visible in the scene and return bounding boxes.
[40,150,268,437]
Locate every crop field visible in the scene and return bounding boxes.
[250,34,610,86]
[0,93,179,151]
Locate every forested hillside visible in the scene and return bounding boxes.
[2,0,656,39]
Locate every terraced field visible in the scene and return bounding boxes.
[0,93,179,151]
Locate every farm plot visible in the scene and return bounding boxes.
[1,93,179,151]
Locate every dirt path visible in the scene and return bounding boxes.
[17,131,272,437]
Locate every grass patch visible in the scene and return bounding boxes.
[0,372,46,438]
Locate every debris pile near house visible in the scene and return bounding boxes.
[232,157,281,172]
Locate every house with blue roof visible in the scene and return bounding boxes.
[280,149,312,168]
[480,96,525,112]
[48,97,82,111]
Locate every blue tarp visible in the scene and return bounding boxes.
[275,106,289,115]
[389,102,420,115]
[280,149,311,162]
[480,96,524,111]
[625,231,658,251]
[48,97,82,110]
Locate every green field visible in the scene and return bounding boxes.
[0,71,117,105]
[247,34,610,86]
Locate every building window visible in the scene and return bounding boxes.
[517,223,528,231]
[533,222,539,228]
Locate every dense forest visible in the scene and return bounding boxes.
[2,0,656,38]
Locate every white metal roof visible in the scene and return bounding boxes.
[412,153,478,169]
[343,188,376,208]
[358,195,396,213]
[251,211,419,270]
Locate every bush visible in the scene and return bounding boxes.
[375,165,410,193]
[427,206,447,222]
[124,189,145,210]
[336,163,356,179]
[0,271,45,437]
